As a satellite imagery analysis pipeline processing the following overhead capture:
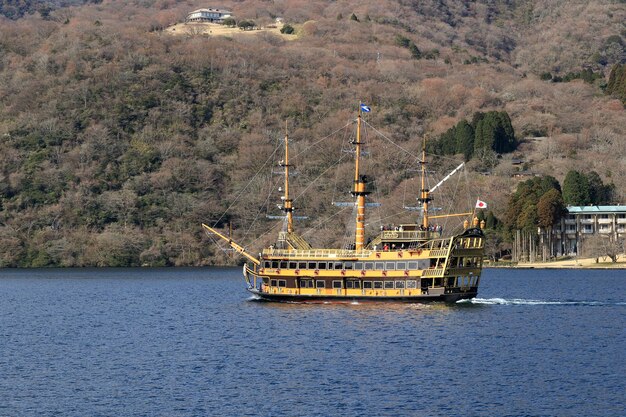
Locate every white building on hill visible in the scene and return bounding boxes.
[186,8,232,23]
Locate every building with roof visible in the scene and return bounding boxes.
[186,8,232,23]
[551,206,626,255]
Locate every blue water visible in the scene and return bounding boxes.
[0,268,624,417]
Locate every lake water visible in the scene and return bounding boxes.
[0,267,624,417]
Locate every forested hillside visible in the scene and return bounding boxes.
[0,0,624,266]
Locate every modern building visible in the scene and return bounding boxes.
[186,8,232,23]
[552,206,626,255]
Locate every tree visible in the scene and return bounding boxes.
[583,234,625,263]
[562,170,590,206]
[606,64,626,105]
[474,111,516,154]
[238,20,255,31]
[350,13,359,22]
[454,120,474,160]
[280,24,295,35]
[537,189,566,228]
[586,171,615,205]
[394,35,411,48]
[222,17,236,27]
[409,43,422,60]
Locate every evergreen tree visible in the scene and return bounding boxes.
[454,120,474,160]
[505,175,562,232]
[474,111,515,154]
[437,127,456,154]
[562,170,590,206]
[485,211,498,229]
[537,189,566,228]
[495,111,516,152]
[409,43,422,59]
[606,64,626,105]
[280,24,295,34]
[474,112,496,152]
[586,171,614,205]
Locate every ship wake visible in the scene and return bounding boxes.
[458,298,626,306]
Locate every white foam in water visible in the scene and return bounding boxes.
[458,298,625,306]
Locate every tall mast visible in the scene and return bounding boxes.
[352,107,369,250]
[418,136,432,229]
[280,121,294,233]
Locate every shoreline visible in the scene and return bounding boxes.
[487,255,626,269]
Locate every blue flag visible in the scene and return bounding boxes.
[360,104,371,113]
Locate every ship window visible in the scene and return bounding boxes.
[395,281,405,289]
[406,280,417,289]
[316,280,325,288]
[318,262,327,270]
[289,262,297,269]
[299,262,307,269]
[385,262,395,270]
[300,279,313,288]
[364,262,374,270]
[384,281,394,289]
[271,279,277,286]
[408,262,418,269]
[396,262,406,270]
[344,262,354,270]
[349,280,360,289]
[375,262,384,270]
[272,261,279,268]
[308,262,316,269]
[363,281,373,289]
[263,261,271,268]
[355,262,363,270]
[278,280,286,287]
[346,281,353,289]
[280,261,287,269]
[334,262,343,270]
[332,281,342,289]
[374,281,383,289]
[263,278,269,284]
[327,262,335,270]
[434,278,443,286]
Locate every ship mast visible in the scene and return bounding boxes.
[418,136,432,229]
[352,108,369,251]
[280,121,294,233]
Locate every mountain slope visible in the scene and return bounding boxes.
[0,0,624,266]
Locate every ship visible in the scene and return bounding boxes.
[203,106,485,303]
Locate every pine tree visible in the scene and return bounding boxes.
[606,64,626,105]
[454,120,474,160]
[562,170,590,206]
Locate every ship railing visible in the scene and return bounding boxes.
[422,268,444,277]
[429,249,449,257]
[380,230,442,240]
[263,248,373,258]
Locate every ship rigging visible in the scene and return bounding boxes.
[203,106,485,302]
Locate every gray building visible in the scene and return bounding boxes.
[553,206,626,255]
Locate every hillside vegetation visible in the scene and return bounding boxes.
[0,0,624,267]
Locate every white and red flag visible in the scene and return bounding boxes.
[475,199,487,209]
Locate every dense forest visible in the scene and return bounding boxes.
[0,0,624,267]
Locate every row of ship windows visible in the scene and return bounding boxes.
[263,260,427,270]
[270,279,420,289]
[268,276,479,289]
